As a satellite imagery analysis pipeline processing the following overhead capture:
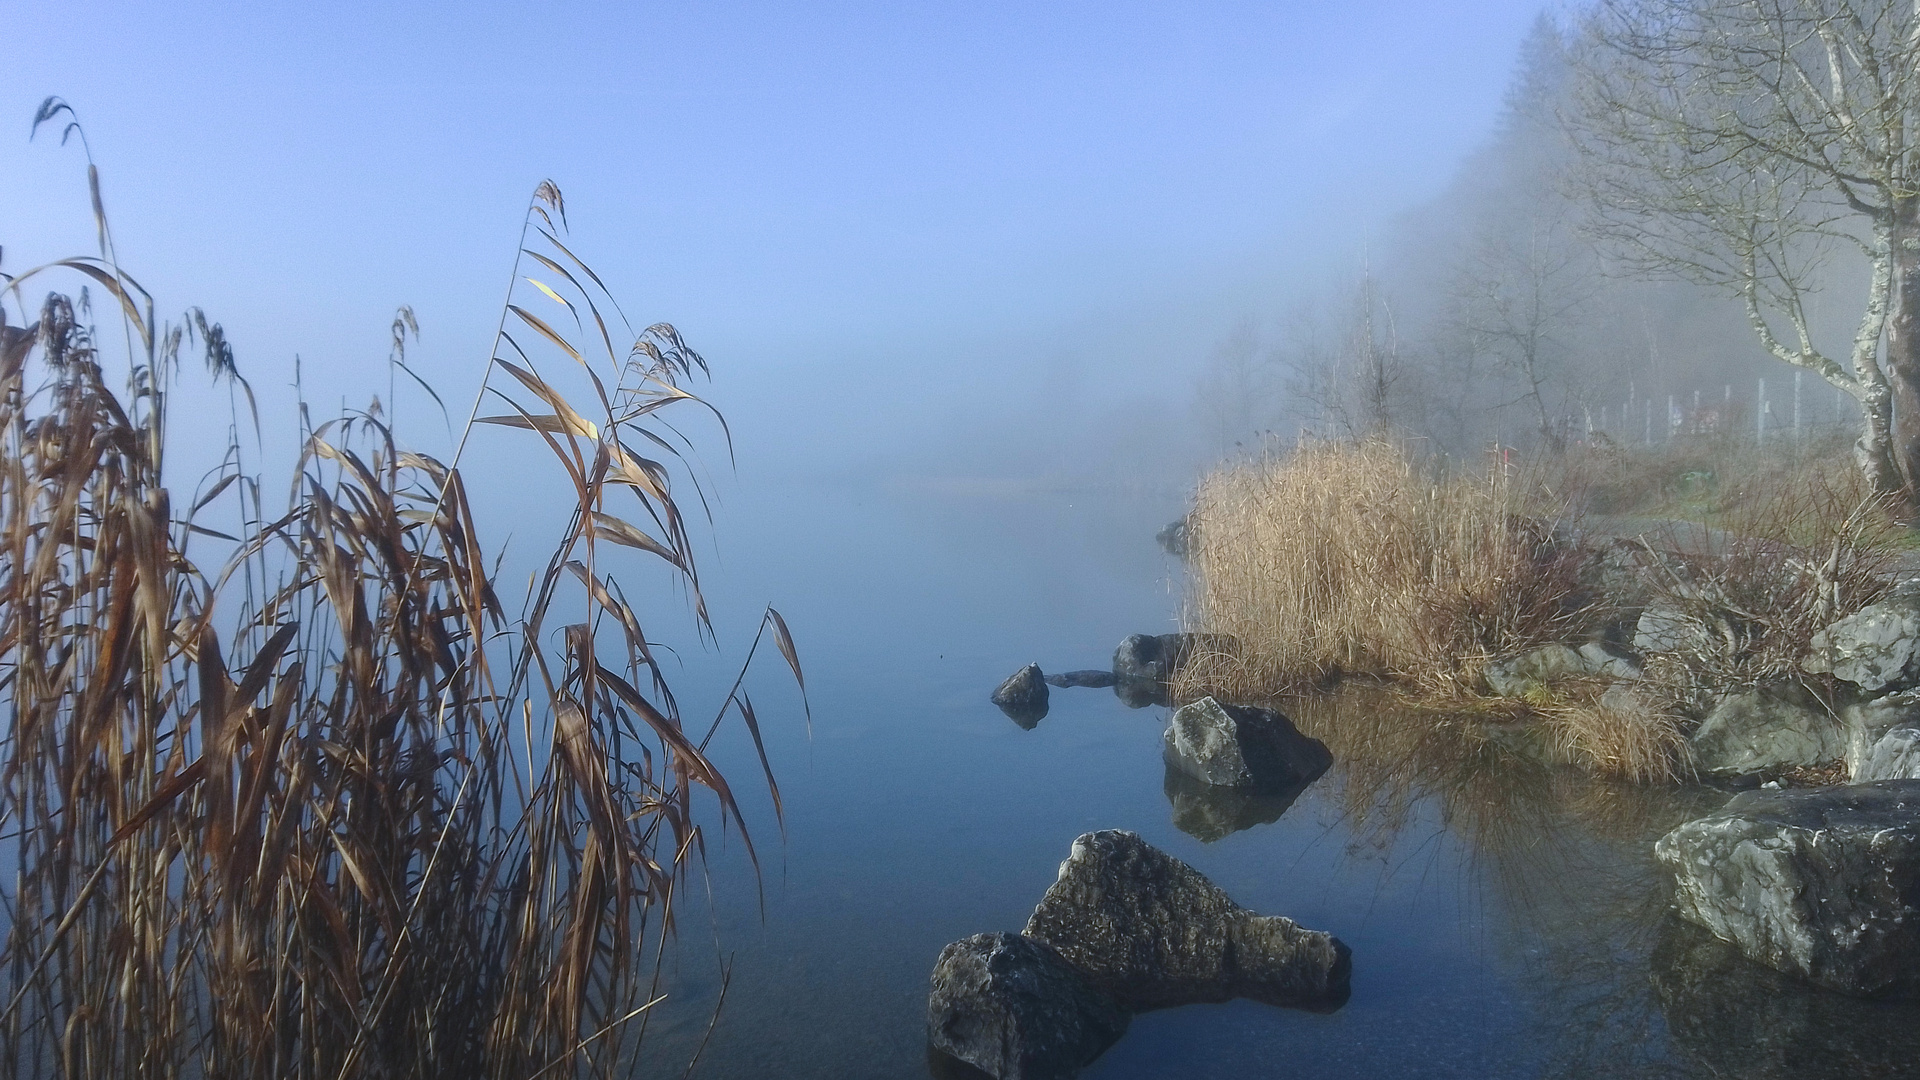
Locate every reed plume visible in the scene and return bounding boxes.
[0,107,797,1079]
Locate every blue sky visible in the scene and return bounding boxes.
[3,1,1553,480]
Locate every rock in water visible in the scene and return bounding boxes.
[1023,830,1350,1011]
[1655,780,1920,993]
[1111,633,1236,682]
[927,932,1129,1080]
[1688,680,1842,778]
[1113,635,1171,681]
[1163,696,1332,792]
[1805,589,1920,693]
[992,664,1049,727]
[1155,516,1190,558]
[1044,669,1117,689]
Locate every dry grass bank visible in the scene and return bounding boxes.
[1177,435,1904,785]
[0,154,797,1078]
[1177,440,1590,698]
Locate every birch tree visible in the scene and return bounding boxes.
[1567,0,1920,496]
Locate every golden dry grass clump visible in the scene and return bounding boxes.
[0,120,799,1080]
[1179,440,1589,699]
[1539,697,1692,785]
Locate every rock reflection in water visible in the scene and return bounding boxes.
[1161,765,1313,842]
[994,700,1048,729]
[1113,677,1168,709]
[1652,918,1920,1079]
[925,1045,994,1080]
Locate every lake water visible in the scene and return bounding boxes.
[623,480,1920,1079]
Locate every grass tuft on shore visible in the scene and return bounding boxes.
[1176,439,1590,698]
[1177,434,1904,786]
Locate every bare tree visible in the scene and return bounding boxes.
[1349,264,1403,434]
[1455,204,1596,454]
[1567,0,1920,497]
[1192,318,1268,455]
[1278,267,1409,441]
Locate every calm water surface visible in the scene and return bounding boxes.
[625,480,1920,1079]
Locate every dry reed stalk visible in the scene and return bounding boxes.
[1177,440,1589,699]
[0,121,797,1080]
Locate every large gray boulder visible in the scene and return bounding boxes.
[1805,589,1920,693]
[1654,780,1920,993]
[927,932,1129,1080]
[1634,604,1708,656]
[1858,721,1920,781]
[1023,830,1350,1011]
[1162,697,1331,791]
[1687,680,1843,777]
[1840,688,1920,779]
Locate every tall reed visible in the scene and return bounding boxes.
[1177,440,1589,698]
[0,107,796,1080]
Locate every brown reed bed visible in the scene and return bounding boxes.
[1176,436,1902,786]
[0,104,798,1079]
[1175,439,1591,699]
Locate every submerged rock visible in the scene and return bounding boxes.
[1655,780,1920,993]
[1044,669,1117,689]
[1687,680,1842,778]
[1162,696,1332,792]
[1023,830,1350,1011]
[1163,766,1313,843]
[1805,588,1920,693]
[927,932,1129,1080]
[992,664,1050,728]
[1858,721,1920,781]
